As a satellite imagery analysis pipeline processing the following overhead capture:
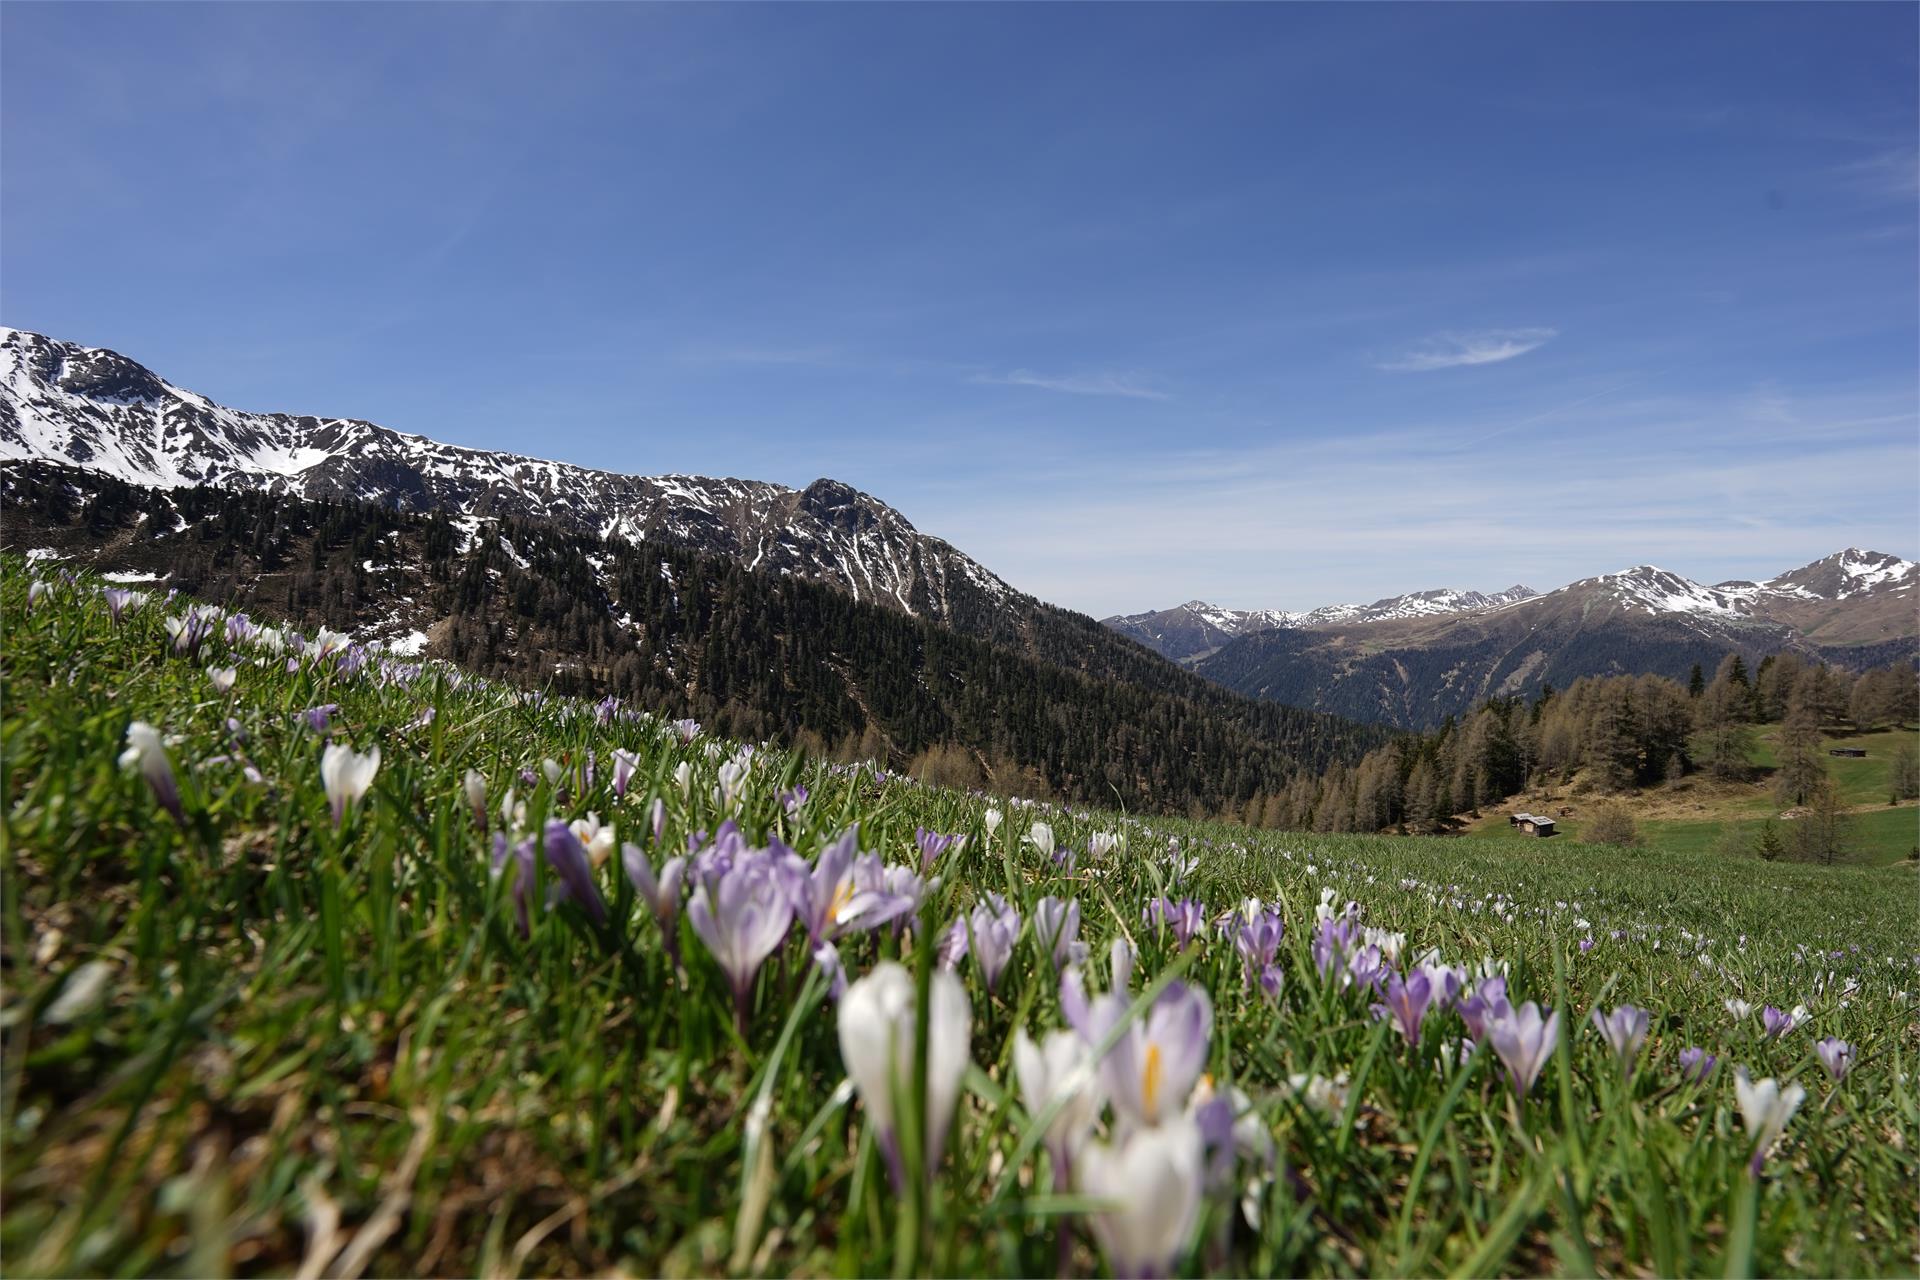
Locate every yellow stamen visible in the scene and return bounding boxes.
[1143,1042,1164,1121]
[828,878,855,923]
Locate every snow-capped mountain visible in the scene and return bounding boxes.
[1549,555,1917,642]
[1103,585,1539,663]
[1192,552,1917,728]
[0,327,1015,623]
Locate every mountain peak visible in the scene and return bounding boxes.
[0,327,1012,623]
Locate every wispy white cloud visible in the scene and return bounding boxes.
[1379,327,1558,372]
[972,369,1171,400]
[1832,147,1920,202]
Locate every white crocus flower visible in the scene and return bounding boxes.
[1013,1029,1101,1176]
[463,769,488,826]
[837,962,971,1188]
[1733,1068,1806,1172]
[570,813,617,868]
[207,666,237,694]
[1075,1114,1205,1279]
[984,808,1003,837]
[1026,822,1055,860]
[320,742,381,827]
[673,761,693,796]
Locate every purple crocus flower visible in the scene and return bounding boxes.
[1374,970,1435,1045]
[543,820,609,927]
[1486,1000,1560,1096]
[914,826,966,873]
[491,832,536,937]
[1034,896,1087,971]
[1313,916,1362,987]
[794,836,925,943]
[966,894,1021,992]
[1815,1037,1854,1082]
[1144,897,1209,951]
[670,718,701,743]
[1080,980,1213,1128]
[1458,977,1511,1042]
[687,849,796,1031]
[119,721,184,827]
[1418,959,1468,1009]
[1677,1047,1717,1082]
[1231,908,1285,991]
[622,842,687,962]
[1761,1005,1803,1039]
[779,785,809,816]
[103,588,142,625]
[610,749,641,798]
[225,613,254,645]
[302,704,339,735]
[1590,1004,1652,1071]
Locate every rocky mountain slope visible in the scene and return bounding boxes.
[1192,555,1918,728]
[2,461,1393,814]
[0,327,1013,626]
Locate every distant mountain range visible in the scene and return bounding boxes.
[1103,586,1541,663]
[1152,552,1917,728]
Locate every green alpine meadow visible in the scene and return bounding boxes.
[5,559,1916,1278]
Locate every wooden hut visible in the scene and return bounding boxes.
[1510,812,1557,837]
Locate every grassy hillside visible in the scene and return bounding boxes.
[4,560,1917,1277]
[1458,724,1920,865]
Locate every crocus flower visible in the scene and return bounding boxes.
[103,588,144,625]
[1733,1068,1806,1174]
[1724,997,1753,1022]
[1026,822,1056,861]
[1230,908,1284,991]
[1485,1000,1560,1097]
[313,627,351,659]
[670,718,701,743]
[491,833,536,936]
[1081,981,1213,1131]
[983,808,1002,836]
[1458,977,1511,1041]
[837,962,971,1190]
[673,761,693,795]
[914,826,965,873]
[1374,970,1435,1045]
[688,850,796,1031]
[1761,1004,1802,1039]
[1590,1004,1651,1071]
[463,769,488,828]
[1815,1037,1854,1082]
[1075,1115,1205,1280]
[302,704,339,735]
[1014,1028,1101,1179]
[1089,830,1120,859]
[611,749,641,798]
[779,784,809,815]
[569,812,616,868]
[319,742,380,827]
[622,842,687,959]
[119,721,183,825]
[542,820,609,926]
[967,894,1021,992]
[1144,897,1208,951]
[1678,1047,1717,1082]
[1034,896,1087,971]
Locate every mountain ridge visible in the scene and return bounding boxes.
[0,326,1014,626]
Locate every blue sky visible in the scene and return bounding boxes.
[4,3,1915,616]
